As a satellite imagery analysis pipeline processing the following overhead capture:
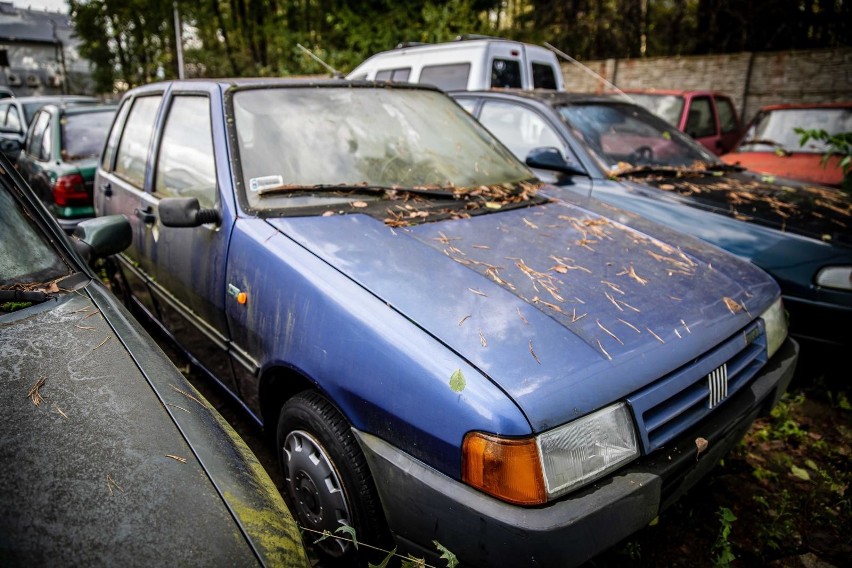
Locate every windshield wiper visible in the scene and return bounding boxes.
[258,183,463,199]
[739,138,791,155]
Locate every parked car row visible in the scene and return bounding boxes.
[1,36,847,568]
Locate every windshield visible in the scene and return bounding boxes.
[0,182,71,293]
[737,107,852,154]
[626,93,684,127]
[62,109,116,161]
[232,87,533,210]
[556,102,716,171]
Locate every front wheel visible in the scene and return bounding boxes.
[277,391,389,566]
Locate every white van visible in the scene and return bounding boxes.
[346,36,566,92]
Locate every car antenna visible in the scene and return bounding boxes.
[543,42,635,103]
[296,43,344,78]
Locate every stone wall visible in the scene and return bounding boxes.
[561,48,852,124]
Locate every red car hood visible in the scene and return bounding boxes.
[721,151,844,188]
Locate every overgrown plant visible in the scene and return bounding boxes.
[795,127,852,193]
[712,507,737,567]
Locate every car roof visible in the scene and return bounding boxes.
[125,77,443,95]
[6,94,99,103]
[757,101,852,112]
[617,88,724,97]
[450,88,621,106]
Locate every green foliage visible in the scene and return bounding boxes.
[0,301,33,313]
[795,127,852,193]
[449,369,466,392]
[433,540,459,568]
[712,506,737,567]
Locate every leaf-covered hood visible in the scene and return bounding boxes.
[620,168,852,247]
[271,197,779,431]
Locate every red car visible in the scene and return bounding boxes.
[721,102,852,188]
[619,89,742,155]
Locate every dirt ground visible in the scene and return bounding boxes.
[162,329,848,568]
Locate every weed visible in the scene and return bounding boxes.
[713,506,737,567]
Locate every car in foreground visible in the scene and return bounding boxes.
[95,78,797,568]
[0,94,100,162]
[0,154,309,567]
[451,89,851,351]
[721,101,852,189]
[17,102,118,233]
[618,88,742,155]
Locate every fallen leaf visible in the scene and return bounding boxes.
[351,201,368,208]
[790,465,811,481]
[695,437,709,460]
[449,369,466,393]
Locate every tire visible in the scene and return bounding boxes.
[276,391,390,567]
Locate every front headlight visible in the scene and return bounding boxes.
[462,402,639,505]
[760,297,788,359]
[816,266,852,291]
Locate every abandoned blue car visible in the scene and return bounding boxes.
[95,79,798,568]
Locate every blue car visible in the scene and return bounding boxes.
[450,90,852,352]
[95,79,798,568]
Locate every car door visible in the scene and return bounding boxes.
[683,95,720,154]
[714,95,741,154]
[139,91,237,392]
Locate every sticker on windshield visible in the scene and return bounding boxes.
[250,175,284,192]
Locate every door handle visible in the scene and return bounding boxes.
[102,182,112,197]
[135,206,156,224]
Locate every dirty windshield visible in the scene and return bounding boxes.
[232,86,533,210]
[557,102,716,173]
[737,107,852,154]
[1,183,71,307]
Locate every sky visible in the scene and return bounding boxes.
[11,1,69,13]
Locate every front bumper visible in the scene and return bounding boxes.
[355,337,798,568]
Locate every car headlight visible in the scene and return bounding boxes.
[816,266,852,291]
[760,297,788,360]
[462,402,639,505]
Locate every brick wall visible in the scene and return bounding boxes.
[561,48,852,124]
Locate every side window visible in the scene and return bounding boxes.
[38,117,52,161]
[375,68,411,82]
[532,62,558,90]
[0,103,8,128]
[154,96,216,209]
[26,111,50,160]
[114,95,162,188]
[684,97,716,138]
[479,100,570,163]
[6,105,21,132]
[101,99,131,171]
[716,98,739,133]
[420,63,470,91]
[491,58,522,88]
[455,98,477,114]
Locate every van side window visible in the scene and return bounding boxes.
[491,59,522,88]
[684,97,715,138]
[154,96,217,209]
[420,63,470,91]
[375,68,411,82]
[114,95,162,188]
[532,62,558,90]
[716,98,738,133]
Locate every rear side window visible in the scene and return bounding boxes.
[491,58,522,88]
[685,97,715,138]
[154,96,217,208]
[532,62,558,89]
[375,68,411,82]
[101,99,130,171]
[716,98,739,133]
[114,96,162,188]
[420,63,470,91]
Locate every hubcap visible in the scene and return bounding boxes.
[282,430,352,558]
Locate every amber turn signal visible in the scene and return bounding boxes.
[462,432,546,505]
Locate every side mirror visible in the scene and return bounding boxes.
[72,215,132,263]
[158,197,220,227]
[525,147,586,176]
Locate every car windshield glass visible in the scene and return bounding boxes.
[556,102,716,173]
[0,183,71,291]
[737,107,852,153]
[62,109,115,161]
[626,93,684,126]
[232,87,533,210]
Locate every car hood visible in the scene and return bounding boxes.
[0,277,307,566]
[271,196,779,431]
[619,167,852,247]
[720,151,845,188]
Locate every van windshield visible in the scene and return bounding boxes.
[232,86,534,211]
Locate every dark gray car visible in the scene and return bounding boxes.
[0,95,99,162]
[0,155,309,567]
